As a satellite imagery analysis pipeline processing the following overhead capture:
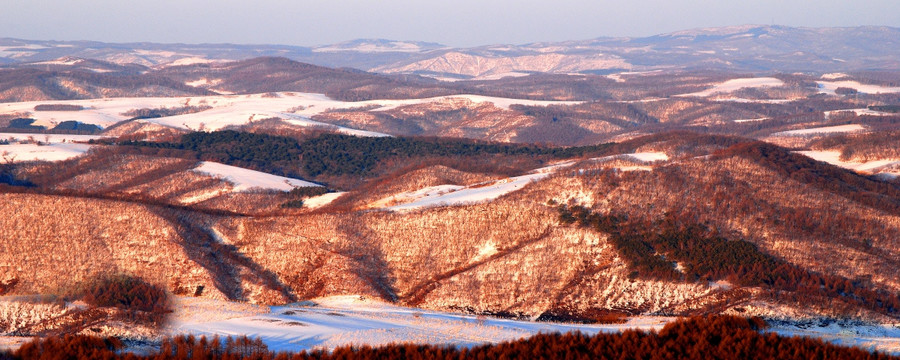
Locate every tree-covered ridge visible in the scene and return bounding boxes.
[558,205,900,316]
[119,131,616,179]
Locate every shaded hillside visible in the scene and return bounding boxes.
[0,68,213,103]
[3,132,900,325]
[156,57,461,101]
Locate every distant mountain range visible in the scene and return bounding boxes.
[2,25,900,78]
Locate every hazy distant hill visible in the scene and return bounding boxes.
[3,25,900,77]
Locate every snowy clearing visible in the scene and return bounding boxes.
[771,124,866,137]
[824,108,896,119]
[386,173,549,211]
[0,92,581,135]
[817,81,900,95]
[678,77,784,97]
[0,143,91,163]
[384,162,576,212]
[733,118,768,123]
[590,152,669,163]
[796,151,900,174]
[172,296,670,353]
[820,73,849,80]
[303,192,345,209]
[379,153,669,211]
[0,132,106,144]
[771,322,900,355]
[193,161,320,192]
[369,184,466,209]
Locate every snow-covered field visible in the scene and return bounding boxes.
[0,143,92,163]
[771,124,866,137]
[382,161,575,211]
[824,108,896,119]
[0,132,106,144]
[589,152,669,164]
[796,151,900,176]
[172,296,670,353]
[377,153,667,211]
[0,92,582,135]
[679,77,784,97]
[771,322,900,355]
[733,117,768,123]
[817,81,900,95]
[303,192,345,209]
[193,161,320,192]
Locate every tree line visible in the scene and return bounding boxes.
[116,130,616,180]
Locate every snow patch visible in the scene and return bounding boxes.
[193,161,321,192]
[0,132,106,144]
[733,118,768,123]
[302,192,345,209]
[824,108,895,119]
[821,73,849,80]
[0,143,91,163]
[796,151,900,174]
[771,124,866,137]
[817,81,900,95]
[385,162,574,212]
[678,77,784,97]
[172,296,670,353]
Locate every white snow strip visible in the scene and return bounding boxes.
[796,151,900,174]
[384,162,576,212]
[0,132,106,144]
[771,322,900,355]
[820,73,849,80]
[0,92,580,134]
[824,108,895,119]
[193,161,320,192]
[590,152,669,163]
[733,118,768,123]
[370,184,466,209]
[0,143,91,163]
[625,152,669,162]
[172,296,671,353]
[678,77,784,97]
[166,57,223,66]
[771,124,866,137]
[32,58,82,66]
[302,192,345,209]
[817,81,900,95]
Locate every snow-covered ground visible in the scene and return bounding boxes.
[733,117,768,123]
[771,124,866,137]
[817,81,900,95]
[678,77,784,97]
[0,92,582,135]
[796,151,900,176]
[771,322,900,355]
[383,161,575,212]
[172,296,670,353]
[378,154,666,211]
[0,132,106,144]
[303,192,345,209]
[820,73,849,80]
[589,152,669,164]
[824,108,896,119]
[193,162,320,192]
[0,143,92,163]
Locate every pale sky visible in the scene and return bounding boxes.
[2,0,898,47]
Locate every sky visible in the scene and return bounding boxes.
[2,0,899,47]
